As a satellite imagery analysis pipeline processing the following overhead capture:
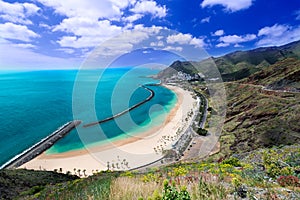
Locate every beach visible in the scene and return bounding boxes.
[20,85,197,176]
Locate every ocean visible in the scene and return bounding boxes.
[0,68,176,166]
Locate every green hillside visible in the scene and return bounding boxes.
[157,40,300,81]
[241,58,300,91]
[217,58,300,157]
[0,169,77,199]
[12,145,300,200]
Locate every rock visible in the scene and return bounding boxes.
[237,185,248,198]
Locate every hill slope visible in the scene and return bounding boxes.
[157,40,300,81]
[219,58,300,156]
[241,58,300,92]
[0,169,77,199]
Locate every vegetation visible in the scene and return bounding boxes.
[218,59,300,156]
[196,128,208,136]
[241,57,300,91]
[8,145,298,199]
[0,169,77,199]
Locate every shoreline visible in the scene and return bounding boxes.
[20,85,196,175]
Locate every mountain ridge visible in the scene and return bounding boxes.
[157,40,300,81]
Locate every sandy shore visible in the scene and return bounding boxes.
[20,85,197,176]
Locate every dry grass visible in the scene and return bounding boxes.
[109,174,229,200]
[109,177,161,200]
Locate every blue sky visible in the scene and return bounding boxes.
[0,0,299,69]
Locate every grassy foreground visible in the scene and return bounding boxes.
[8,145,297,200]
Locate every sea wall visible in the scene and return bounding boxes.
[1,120,81,169]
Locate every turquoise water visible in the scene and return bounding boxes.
[0,68,176,166]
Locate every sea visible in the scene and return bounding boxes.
[0,68,176,166]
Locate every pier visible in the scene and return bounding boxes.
[83,85,156,128]
[1,120,81,169]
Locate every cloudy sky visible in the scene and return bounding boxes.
[0,0,299,69]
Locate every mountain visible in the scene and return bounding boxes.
[157,40,300,81]
[219,58,300,156]
[241,58,300,92]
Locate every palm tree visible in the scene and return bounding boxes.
[77,169,81,176]
[73,168,76,175]
[107,161,110,171]
[83,169,86,177]
[125,162,129,168]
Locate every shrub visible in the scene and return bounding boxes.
[173,166,188,177]
[120,171,133,178]
[280,166,294,176]
[197,128,208,136]
[222,157,242,167]
[277,175,299,187]
[232,177,242,188]
[161,180,191,200]
[162,180,178,200]
[142,173,159,183]
[266,163,281,178]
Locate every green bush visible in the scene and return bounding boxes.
[222,157,242,167]
[197,128,208,136]
[161,180,191,200]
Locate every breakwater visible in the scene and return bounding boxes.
[83,85,156,128]
[1,120,81,169]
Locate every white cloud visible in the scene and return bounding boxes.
[0,39,79,69]
[53,18,122,48]
[163,46,183,52]
[130,0,167,18]
[214,29,224,36]
[258,24,288,37]
[0,0,40,24]
[0,22,40,42]
[219,34,256,46]
[234,43,243,47]
[122,14,143,22]
[216,42,229,47]
[37,0,124,20]
[201,0,253,12]
[54,18,121,37]
[295,10,300,20]
[12,43,36,49]
[23,3,40,16]
[150,41,164,47]
[167,33,206,48]
[167,33,192,44]
[57,48,75,54]
[39,23,52,29]
[37,0,168,49]
[142,50,151,54]
[190,38,206,48]
[89,25,164,57]
[256,24,300,47]
[201,17,210,23]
